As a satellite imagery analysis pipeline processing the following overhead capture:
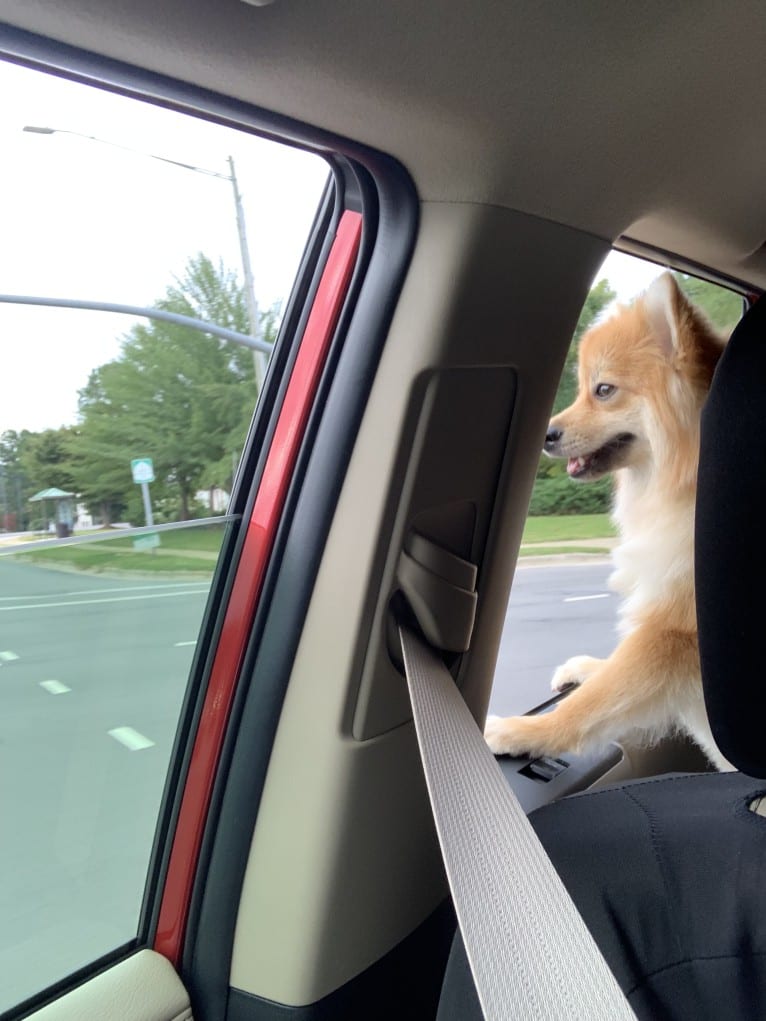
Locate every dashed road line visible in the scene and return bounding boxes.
[564,593,610,603]
[108,726,155,751]
[174,640,197,647]
[0,650,19,662]
[39,680,71,695]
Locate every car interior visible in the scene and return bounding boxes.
[0,3,765,1020]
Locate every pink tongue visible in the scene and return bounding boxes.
[567,457,580,476]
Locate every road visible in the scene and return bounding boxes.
[489,560,617,716]
[0,555,618,1009]
[0,558,212,1010]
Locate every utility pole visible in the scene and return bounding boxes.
[228,156,268,392]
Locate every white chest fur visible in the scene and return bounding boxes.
[609,482,695,635]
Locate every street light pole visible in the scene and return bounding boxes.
[227,156,268,389]
[0,293,269,352]
[22,125,269,389]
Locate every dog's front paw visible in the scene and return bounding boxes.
[550,654,603,694]
[484,714,545,758]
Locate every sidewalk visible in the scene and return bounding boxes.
[518,536,617,566]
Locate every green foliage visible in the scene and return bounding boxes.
[0,428,80,529]
[552,277,616,415]
[0,253,277,531]
[0,429,32,528]
[528,474,613,516]
[18,428,77,494]
[673,272,743,332]
[74,253,271,522]
[535,455,567,481]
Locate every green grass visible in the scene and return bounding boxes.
[521,513,616,544]
[13,545,216,574]
[8,523,228,575]
[145,525,227,552]
[8,515,614,574]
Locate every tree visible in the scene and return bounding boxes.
[18,428,77,494]
[64,406,129,527]
[673,273,743,332]
[197,303,280,498]
[75,253,271,522]
[552,278,617,415]
[10,428,78,530]
[0,430,31,530]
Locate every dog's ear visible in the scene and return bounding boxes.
[644,272,688,358]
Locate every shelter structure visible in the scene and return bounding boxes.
[29,487,76,538]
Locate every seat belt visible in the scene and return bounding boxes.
[399,623,637,1021]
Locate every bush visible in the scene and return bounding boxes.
[535,454,567,480]
[528,474,613,515]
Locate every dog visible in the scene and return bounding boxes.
[484,272,732,770]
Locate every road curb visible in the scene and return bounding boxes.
[517,552,613,567]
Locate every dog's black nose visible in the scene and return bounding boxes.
[544,426,562,451]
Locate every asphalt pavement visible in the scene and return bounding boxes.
[489,559,618,715]
[0,558,212,1010]
[0,551,619,1010]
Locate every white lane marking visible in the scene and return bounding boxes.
[564,593,611,603]
[108,726,155,751]
[0,589,208,613]
[0,650,19,661]
[0,582,209,601]
[40,680,71,695]
[174,640,197,647]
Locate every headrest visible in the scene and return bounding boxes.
[696,295,766,777]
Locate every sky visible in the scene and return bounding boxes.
[598,251,665,305]
[0,58,665,437]
[0,59,329,435]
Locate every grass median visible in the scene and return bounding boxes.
[5,513,616,575]
[7,523,225,576]
[519,513,616,558]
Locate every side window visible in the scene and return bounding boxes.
[490,251,743,718]
[0,59,327,1012]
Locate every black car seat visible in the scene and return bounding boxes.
[437,293,766,1021]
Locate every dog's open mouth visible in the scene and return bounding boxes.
[567,433,635,479]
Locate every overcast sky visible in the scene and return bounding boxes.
[600,251,664,304]
[0,59,664,437]
[0,58,329,435]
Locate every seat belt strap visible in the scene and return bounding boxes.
[399,623,637,1021]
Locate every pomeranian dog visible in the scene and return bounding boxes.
[485,272,732,770]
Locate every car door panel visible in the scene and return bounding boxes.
[28,952,191,1021]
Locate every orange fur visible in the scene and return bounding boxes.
[484,272,731,770]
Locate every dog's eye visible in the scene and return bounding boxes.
[594,383,616,399]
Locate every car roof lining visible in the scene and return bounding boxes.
[1,1,765,289]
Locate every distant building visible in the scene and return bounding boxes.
[75,503,94,530]
[196,487,230,514]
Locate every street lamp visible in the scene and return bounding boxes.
[22,125,269,389]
